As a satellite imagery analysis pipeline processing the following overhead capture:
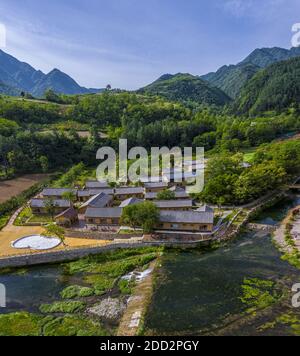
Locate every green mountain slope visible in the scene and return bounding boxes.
[139,73,231,106]
[232,57,300,115]
[202,47,300,99]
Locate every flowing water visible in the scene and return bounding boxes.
[144,195,300,336]
[1,195,300,336]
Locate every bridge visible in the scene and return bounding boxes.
[247,223,277,232]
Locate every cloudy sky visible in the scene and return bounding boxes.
[0,0,299,89]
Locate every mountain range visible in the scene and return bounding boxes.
[1,46,300,108]
[201,47,300,99]
[0,50,103,97]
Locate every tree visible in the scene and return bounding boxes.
[121,202,159,234]
[39,156,49,173]
[62,191,76,203]
[43,223,66,246]
[157,190,175,200]
[44,89,62,103]
[44,198,57,220]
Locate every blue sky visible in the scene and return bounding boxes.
[0,0,300,89]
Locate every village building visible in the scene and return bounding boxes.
[119,198,143,208]
[144,182,169,193]
[157,209,214,232]
[154,200,194,211]
[30,199,71,215]
[55,207,78,227]
[41,188,78,200]
[114,187,144,201]
[85,207,122,227]
[145,187,190,200]
[85,180,110,189]
[78,193,113,214]
[77,189,114,202]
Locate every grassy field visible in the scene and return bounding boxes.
[0,174,51,204]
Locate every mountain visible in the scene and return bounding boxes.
[202,62,260,100]
[31,68,95,97]
[202,47,300,99]
[0,50,103,97]
[232,56,300,116]
[138,73,231,106]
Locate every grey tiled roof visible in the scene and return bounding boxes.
[115,187,144,195]
[79,193,113,209]
[119,198,143,208]
[85,180,110,189]
[42,188,77,197]
[196,205,214,213]
[145,191,189,200]
[159,210,214,224]
[31,199,71,208]
[154,200,194,209]
[85,207,122,218]
[144,182,168,189]
[78,189,114,197]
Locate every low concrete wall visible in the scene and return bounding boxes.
[0,241,208,269]
[65,230,142,240]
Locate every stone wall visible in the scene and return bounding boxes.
[65,230,142,240]
[0,241,208,269]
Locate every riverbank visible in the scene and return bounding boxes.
[117,259,159,336]
[273,204,300,269]
[0,247,163,336]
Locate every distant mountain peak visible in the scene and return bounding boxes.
[0,50,103,97]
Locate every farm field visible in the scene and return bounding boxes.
[0,174,50,204]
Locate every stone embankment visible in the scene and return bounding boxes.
[0,240,204,269]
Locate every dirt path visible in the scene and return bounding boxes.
[117,260,158,336]
[273,205,300,254]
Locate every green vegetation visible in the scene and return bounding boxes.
[60,285,94,299]
[198,138,300,205]
[0,312,107,336]
[233,57,300,116]
[139,73,231,106]
[239,278,281,315]
[42,315,108,336]
[43,223,66,246]
[39,301,85,314]
[0,178,54,230]
[0,312,44,336]
[118,279,135,295]
[121,202,159,233]
[157,190,176,200]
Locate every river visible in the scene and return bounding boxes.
[1,195,300,336]
[143,194,300,336]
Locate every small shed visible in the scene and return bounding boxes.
[55,207,78,227]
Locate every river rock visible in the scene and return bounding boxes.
[87,297,126,323]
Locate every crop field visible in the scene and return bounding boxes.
[0,174,50,204]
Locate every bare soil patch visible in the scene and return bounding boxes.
[0,174,50,204]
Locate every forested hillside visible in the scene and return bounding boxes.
[202,46,300,99]
[232,57,300,116]
[138,73,231,106]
